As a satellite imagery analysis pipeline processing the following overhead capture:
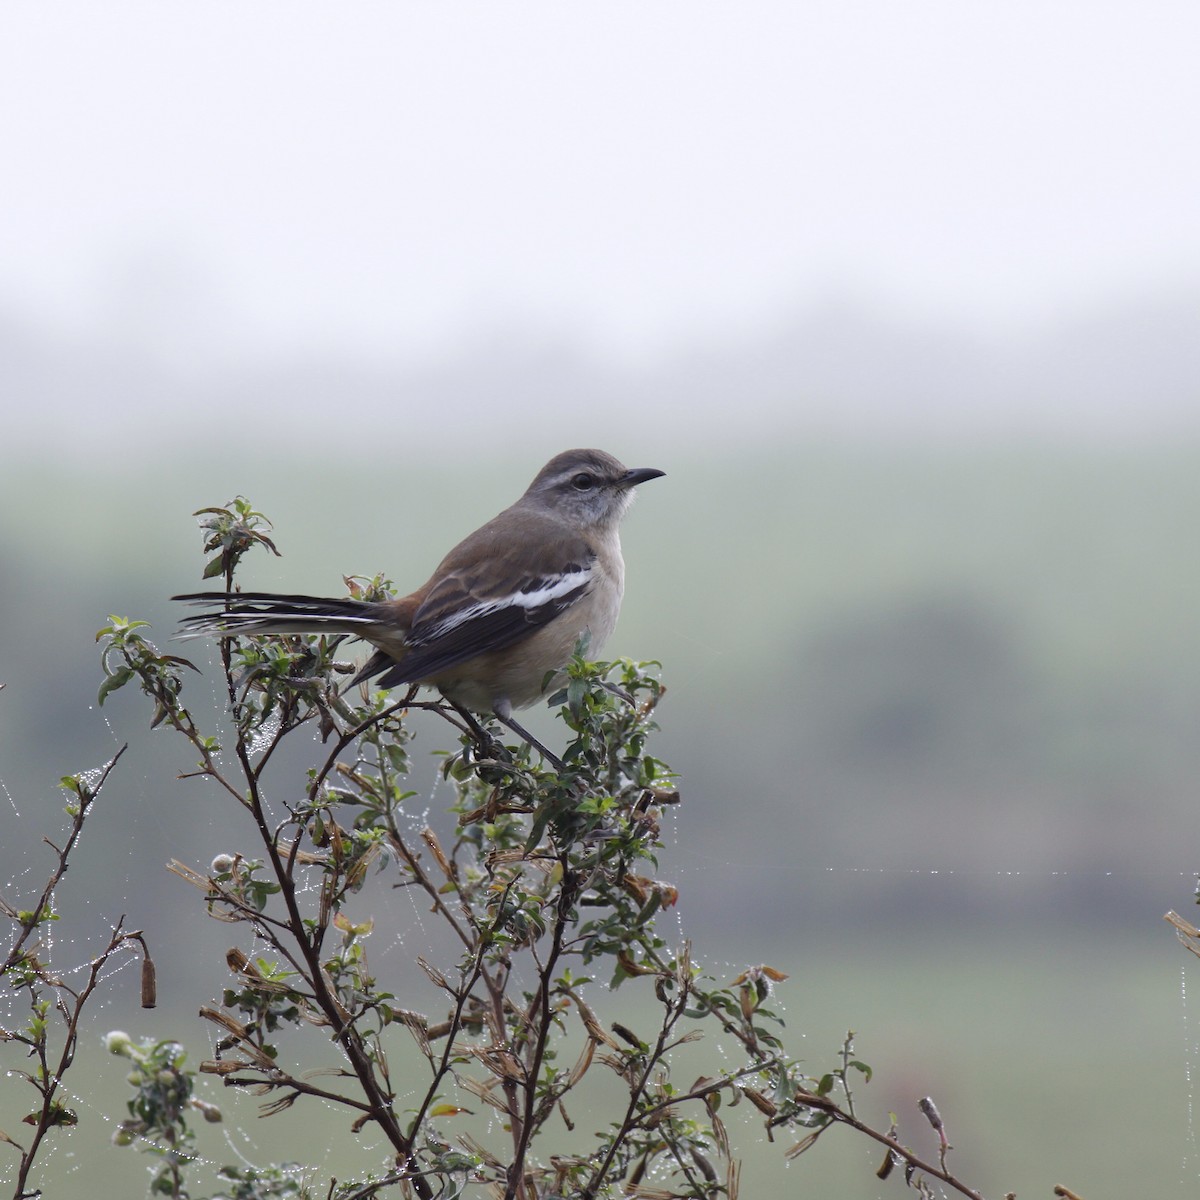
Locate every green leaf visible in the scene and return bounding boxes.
[524,805,553,853]
[98,666,135,706]
[567,677,588,716]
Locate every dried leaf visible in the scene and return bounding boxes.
[418,957,452,992]
[785,1131,822,1159]
[166,859,213,892]
[743,1088,777,1118]
[459,1075,510,1113]
[199,1007,251,1040]
[617,950,657,977]
[200,1059,253,1076]
[459,1134,504,1170]
[260,1093,298,1118]
[1166,910,1200,959]
[421,827,455,880]
[567,1036,596,1087]
[566,989,620,1049]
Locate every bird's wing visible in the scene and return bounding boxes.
[372,530,597,687]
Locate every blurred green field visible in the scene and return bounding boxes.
[3,442,1199,1196]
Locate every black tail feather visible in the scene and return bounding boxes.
[173,591,381,640]
[172,591,375,619]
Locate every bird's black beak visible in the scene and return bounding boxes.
[622,467,666,487]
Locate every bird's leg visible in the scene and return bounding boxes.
[495,712,565,772]
[491,699,565,771]
[446,701,512,763]
[446,699,564,771]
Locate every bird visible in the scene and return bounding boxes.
[174,448,665,758]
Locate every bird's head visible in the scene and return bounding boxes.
[524,449,665,530]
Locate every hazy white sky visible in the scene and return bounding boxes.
[3,2,1199,368]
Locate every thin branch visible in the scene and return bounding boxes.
[5,745,128,972]
[13,921,141,1199]
[580,971,693,1199]
[207,1070,375,1114]
[793,1090,987,1200]
[505,865,573,1200]
[385,826,473,952]
[304,693,416,813]
[638,1063,776,1124]
[405,958,490,1139]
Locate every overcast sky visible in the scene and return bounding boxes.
[3,1,1199,375]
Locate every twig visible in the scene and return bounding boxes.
[13,921,142,1199]
[794,1090,987,1200]
[505,864,575,1199]
[4,745,128,972]
[580,965,694,1198]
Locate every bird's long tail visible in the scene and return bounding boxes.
[173,591,384,640]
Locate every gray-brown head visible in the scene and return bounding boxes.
[521,449,665,530]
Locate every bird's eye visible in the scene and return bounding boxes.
[571,472,596,491]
